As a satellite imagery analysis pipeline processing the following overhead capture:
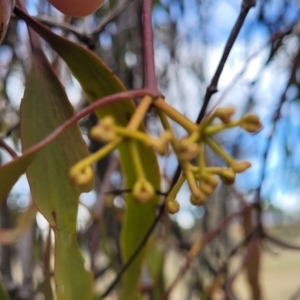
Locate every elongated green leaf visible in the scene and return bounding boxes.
[0,152,37,203]
[21,31,93,299]
[147,239,166,299]
[14,8,160,299]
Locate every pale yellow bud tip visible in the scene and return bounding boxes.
[231,161,251,173]
[200,181,216,196]
[132,178,155,203]
[90,116,117,142]
[90,125,105,140]
[177,140,200,161]
[218,169,236,185]
[241,114,262,133]
[190,191,206,206]
[165,199,180,214]
[215,107,235,123]
[200,173,219,188]
[69,165,94,187]
[101,116,115,130]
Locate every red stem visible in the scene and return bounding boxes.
[1,89,152,164]
[142,0,159,94]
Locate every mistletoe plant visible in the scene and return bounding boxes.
[0,0,260,299]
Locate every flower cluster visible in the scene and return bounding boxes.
[163,107,262,213]
[69,95,262,214]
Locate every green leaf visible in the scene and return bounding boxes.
[14,8,161,299]
[0,151,37,204]
[147,239,166,299]
[21,32,93,299]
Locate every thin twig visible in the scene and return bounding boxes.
[264,233,300,251]
[5,122,20,137]
[216,26,295,107]
[163,203,256,299]
[253,43,300,208]
[228,24,300,300]
[209,226,259,298]
[223,235,260,300]
[92,0,133,36]
[0,139,18,158]
[33,15,84,38]
[258,35,300,190]
[196,0,256,124]
[89,156,119,273]
[94,265,111,279]
[170,0,256,196]
[100,202,166,298]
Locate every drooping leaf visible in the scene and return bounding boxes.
[14,7,161,299]
[0,151,37,204]
[0,204,36,244]
[20,29,93,299]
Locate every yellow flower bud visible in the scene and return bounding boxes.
[200,172,219,188]
[218,169,236,185]
[241,122,262,133]
[90,125,105,140]
[200,181,216,196]
[69,165,94,187]
[215,107,235,124]
[89,117,117,142]
[177,140,200,161]
[165,199,180,214]
[231,161,251,173]
[241,114,260,123]
[101,116,115,130]
[190,190,206,206]
[132,178,155,203]
[240,114,262,133]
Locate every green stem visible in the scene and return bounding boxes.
[205,137,234,165]
[129,140,146,179]
[154,98,197,132]
[204,120,240,135]
[127,95,153,130]
[72,138,121,171]
[167,174,186,200]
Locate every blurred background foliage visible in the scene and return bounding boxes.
[1,0,300,299]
